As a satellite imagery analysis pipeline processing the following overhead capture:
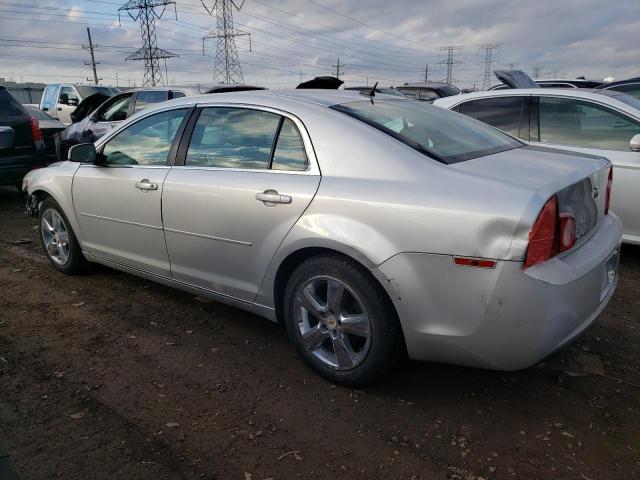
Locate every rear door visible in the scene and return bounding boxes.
[531,95,640,240]
[457,95,531,141]
[162,105,321,301]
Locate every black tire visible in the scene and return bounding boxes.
[38,197,87,274]
[283,254,403,386]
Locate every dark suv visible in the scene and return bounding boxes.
[0,87,44,187]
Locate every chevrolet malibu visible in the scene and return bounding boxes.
[22,90,622,385]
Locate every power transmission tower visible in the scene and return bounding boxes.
[507,62,519,71]
[332,58,345,79]
[481,43,502,90]
[119,0,178,87]
[202,0,250,84]
[83,28,102,85]
[533,66,542,78]
[438,46,463,84]
[424,63,430,83]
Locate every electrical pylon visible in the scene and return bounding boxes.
[202,0,251,84]
[119,0,178,86]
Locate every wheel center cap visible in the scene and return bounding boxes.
[326,316,338,329]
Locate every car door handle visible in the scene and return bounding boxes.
[255,189,292,205]
[135,179,158,191]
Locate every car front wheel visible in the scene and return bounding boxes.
[283,254,403,386]
[38,198,86,274]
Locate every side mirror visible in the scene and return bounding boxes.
[631,134,640,152]
[0,126,14,150]
[59,93,69,105]
[68,143,97,163]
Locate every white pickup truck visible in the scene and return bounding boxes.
[39,84,121,125]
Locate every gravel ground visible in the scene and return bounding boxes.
[0,185,639,480]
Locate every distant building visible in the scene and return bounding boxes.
[0,78,46,104]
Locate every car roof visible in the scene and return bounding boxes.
[120,89,406,121]
[433,87,640,116]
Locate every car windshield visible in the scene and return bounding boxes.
[331,99,523,164]
[596,90,640,110]
[76,86,121,98]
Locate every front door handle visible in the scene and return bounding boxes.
[255,189,292,206]
[135,179,158,191]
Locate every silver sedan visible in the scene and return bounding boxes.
[23,90,622,385]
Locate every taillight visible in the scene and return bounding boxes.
[523,196,578,269]
[30,116,43,142]
[605,167,613,215]
[523,196,559,269]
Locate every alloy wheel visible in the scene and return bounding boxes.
[293,276,371,370]
[41,208,70,266]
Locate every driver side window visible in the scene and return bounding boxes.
[60,86,79,105]
[101,108,188,166]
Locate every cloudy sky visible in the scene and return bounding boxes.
[0,0,638,89]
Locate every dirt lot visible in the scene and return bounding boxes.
[0,185,639,480]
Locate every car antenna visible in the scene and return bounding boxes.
[366,81,378,104]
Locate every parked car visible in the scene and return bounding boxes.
[23,105,65,164]
[490,78,606,90]
[0,87,44,187]
[57,84,265,160]
[343,86,407,97]
[23,90,621,385]
[434,88,640,244]
[39,84,121,124]
[596,76,640,99]
[396,82,460,101]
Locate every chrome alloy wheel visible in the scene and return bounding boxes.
[41,208,70,266]
[294,276,371,370]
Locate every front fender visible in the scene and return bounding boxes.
[24,162,83,245]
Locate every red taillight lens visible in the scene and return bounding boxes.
[558,212,576,252]
[523,196,559,269]
[605,167,613,215]
[30,116,43,142]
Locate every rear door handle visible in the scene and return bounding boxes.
[255,189,292,206]
[135,179,158,191]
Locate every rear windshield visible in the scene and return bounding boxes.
[0,88,27,118]
[331,99,523,164]
[24,105,53,121]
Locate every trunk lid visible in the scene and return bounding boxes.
[452,144,611,244]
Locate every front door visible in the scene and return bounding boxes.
[72,107,190,276]
[533,96,640,240]
[162,106,321,301]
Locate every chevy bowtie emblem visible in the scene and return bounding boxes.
[593,186,600,199]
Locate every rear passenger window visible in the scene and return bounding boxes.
[272,118,307,171]
[186,108,280,170]
[458,96,529,140]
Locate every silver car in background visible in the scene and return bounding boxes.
[434,88,640,244]
[23,90,622,385]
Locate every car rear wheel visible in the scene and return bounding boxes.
[38,198,86,274]
[283,254,402,386]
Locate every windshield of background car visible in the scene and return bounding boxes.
[331,99,524,164]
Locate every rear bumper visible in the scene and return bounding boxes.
[374,213,623,370]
